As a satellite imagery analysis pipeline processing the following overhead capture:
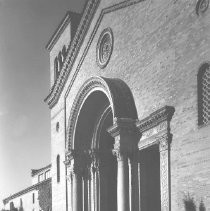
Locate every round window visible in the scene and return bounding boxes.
[96,28,114,69]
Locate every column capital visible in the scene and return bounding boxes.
[112,148,129,161]
[108,118,140,154]
[64,149,78,166]
[108,118,139,138]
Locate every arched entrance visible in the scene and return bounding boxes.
[65,77,139,211]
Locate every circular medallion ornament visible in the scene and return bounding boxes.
[196,0,209,15]
[96,28,113,69]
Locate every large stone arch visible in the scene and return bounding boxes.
[66,76,138,150]
[65,76,139,211]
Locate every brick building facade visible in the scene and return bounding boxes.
[44,0,210,211]
[3,165,51,211]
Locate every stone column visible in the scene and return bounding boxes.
[158,134,171,211]
[113,150,130,211]
[66,150,83,211]
[129,153,139,211]
[89,149,100,211]
[66,172,73,211]
[108,118,139,211]
[72,171,83,211]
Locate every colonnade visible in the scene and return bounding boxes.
[65,107,174,211]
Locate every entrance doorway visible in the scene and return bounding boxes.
[140,145,161,211]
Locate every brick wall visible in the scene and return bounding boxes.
[49,0,210,210]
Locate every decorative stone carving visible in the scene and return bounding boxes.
[196,0,209,15]
[108,117,139,154]
[158,133,172,152]
[65,149,90,177]
[45,0,142,108]
[88,149,100,174]
[137,106,175,133]
[160,150,170,211]
[137,106,174,150]
[137,106,174,211]
[96,28,114,68]
[112,148,129,161]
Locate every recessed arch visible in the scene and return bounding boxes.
[66,76,137,150]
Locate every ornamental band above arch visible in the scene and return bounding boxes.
[66,76,138,151]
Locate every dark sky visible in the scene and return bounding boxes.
[0,0,86,206]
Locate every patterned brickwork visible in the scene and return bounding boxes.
[201,67,210,124]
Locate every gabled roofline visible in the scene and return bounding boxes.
[45,11,80,51]
[31,164,51,177]
[44,0,142,109]
[44,0,100,108]
[3,178,51,205]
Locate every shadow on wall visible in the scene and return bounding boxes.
[183,193,206,211]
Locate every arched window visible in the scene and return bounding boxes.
[32,193,35,203]
[198,63,210,125]
[54,57,59,79]
[58,52,63,71]
[62,45,67,59]
[56,155,60,183]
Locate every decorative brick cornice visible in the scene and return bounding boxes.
[44,0,144,109]
[136,106,175,133]
[3,178,51,205]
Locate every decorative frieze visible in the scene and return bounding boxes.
[137,106,174,150]
[137,106,174,133]
[137,106,174,211]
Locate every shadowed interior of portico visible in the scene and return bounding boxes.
[140,145,161,211]
[74,90,117,211]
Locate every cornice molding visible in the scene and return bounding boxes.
[3,178,51,205]
[136,106,175,133]
[44,0,144,109]
[46,11,73,51]
[31,164,51,177]
[44,0,100,108]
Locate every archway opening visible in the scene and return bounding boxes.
[74,90,117,211]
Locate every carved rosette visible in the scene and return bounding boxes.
[196,0,209,15]
[96,28,114,68]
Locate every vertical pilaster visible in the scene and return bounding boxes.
[158,134,170,211]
